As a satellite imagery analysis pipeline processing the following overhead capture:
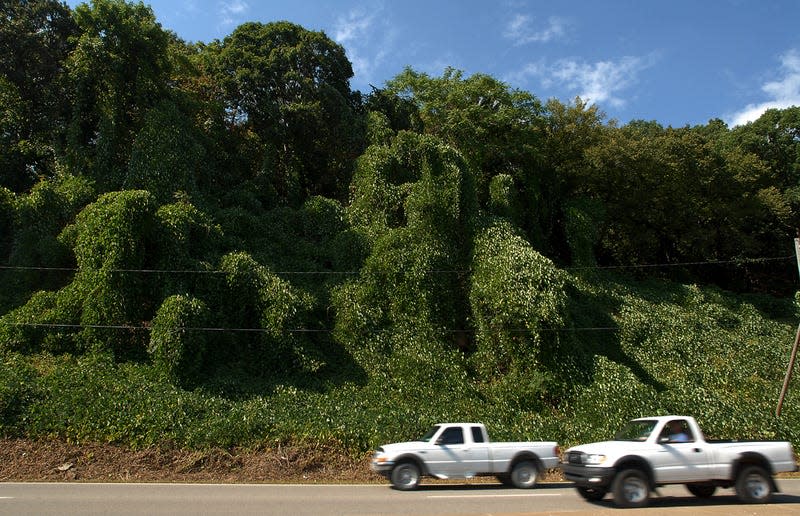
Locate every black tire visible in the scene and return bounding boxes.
[576,486,607,501]
[510,460,539,488]
[390,462,421,491]
[687,483,716,498]
[612,469,650,508]
[496,473,512,486]
[735,465,773,503]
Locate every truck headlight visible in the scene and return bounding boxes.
[584,454,607,465]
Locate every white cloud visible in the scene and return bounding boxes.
[504,14,568,45]
[551,57,647,107]
[334,9,374,44]
[727,49,800,126]
[332,6,394,89]
[508,55,654,108]
[218,0,249,27]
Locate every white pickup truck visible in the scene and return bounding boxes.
[370,423,560,490]
[561,415,797,508]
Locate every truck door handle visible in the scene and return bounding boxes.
[694,448,702,453]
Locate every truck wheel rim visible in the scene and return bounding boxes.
[745,473,768,499]
[398,466,417,486]
[623,477,647,503]
[514,466,536,486]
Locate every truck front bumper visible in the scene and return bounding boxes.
[370,459,394,477]
[560,463,616,487]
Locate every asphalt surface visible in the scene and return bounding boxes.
[1,479,800,515]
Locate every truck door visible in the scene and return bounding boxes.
[425,426,489,477]
[651,419,711,482]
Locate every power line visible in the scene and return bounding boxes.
[566,255,793,271]
[2,322,619,334]
[0,255,793,275]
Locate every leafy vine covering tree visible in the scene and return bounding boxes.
[0,0,798,453]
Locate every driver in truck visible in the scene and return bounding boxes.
[666,420,690,442]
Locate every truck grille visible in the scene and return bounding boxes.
[567,451,585,464]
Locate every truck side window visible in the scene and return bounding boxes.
[439,427,464,445]
[663,419,693,443]
[471,427,485,443]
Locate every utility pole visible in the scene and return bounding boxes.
[776,230,800,417]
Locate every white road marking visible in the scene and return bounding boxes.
[428,493,562,499]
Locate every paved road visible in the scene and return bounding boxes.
[2,480,800,515]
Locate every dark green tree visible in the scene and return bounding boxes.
[215,21,364,202]
[387,68,545,208]
[65,0,172,188]
[0,0,78,191]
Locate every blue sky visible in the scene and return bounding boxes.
[66,0,800,128]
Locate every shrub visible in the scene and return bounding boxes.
[469,218,569,396]
[0,353,39,435]
[149,295,210,385]
[68,190,157,357]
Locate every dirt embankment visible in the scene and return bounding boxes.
[0,439,381,484]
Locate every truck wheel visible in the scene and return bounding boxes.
[686,483,716,498]
[510,460,539,488]
[390,462,421,491]
[612,469,650,508]
[576,486,607,501]
[735,465,772,503]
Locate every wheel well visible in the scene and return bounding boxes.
[614,456,655,487]
[508,452,543,474]
[733,453,773,479]
[394,454,428,476]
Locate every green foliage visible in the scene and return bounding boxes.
[7,175,95,307]
[337,131,473,355]
[125,101,207,203]
[0,353,39,435]
[387,68,544,213]
[0,5,799,462]
[153,200,221,297]
[469,218,569,400]
[488,173,522,224]
[66,0,172,185]
[214,21,364,202]
[564,197,604,267]
[149,295,209,385]
[0,0,78,192]
[68,190,156,357]
[0,288,82,355]
[208,252,315,375]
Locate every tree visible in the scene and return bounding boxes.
[125,101,207,204]
[726,107,800,230]
[0,0,78,191]
[387,68,546,213]
[337,132,474,354]
[215,21,364,202]
[65,0,172,188]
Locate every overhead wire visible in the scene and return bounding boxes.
[0,254,793,335]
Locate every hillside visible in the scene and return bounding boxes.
[1,0,799,461]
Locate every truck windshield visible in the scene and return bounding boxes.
[420,425,441,442]
[614,420,657,441]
